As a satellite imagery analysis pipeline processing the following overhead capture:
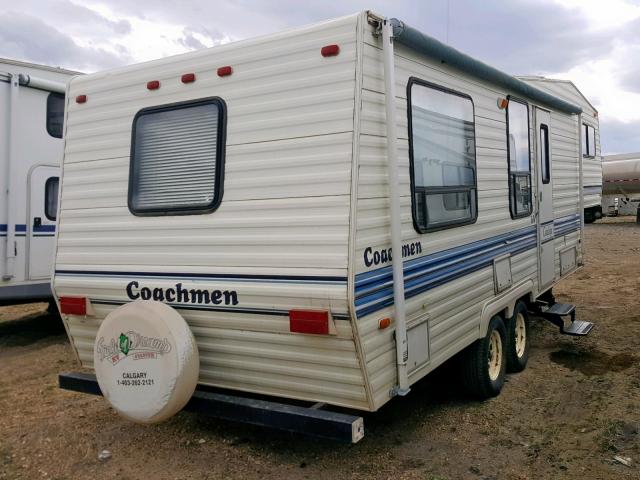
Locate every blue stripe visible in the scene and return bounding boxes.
[553,213,580,237]
[356,226,535,288]
[554,213,580,226]
[354,214,582,318]
[355,226,537,318]
[356,234,535,305]
[89,299,350,320]
[0,224,56,236]
[55,269,347,285]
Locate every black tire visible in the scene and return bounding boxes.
[47,300,60,316]
[505,301,530,373]
[460,315,507,399]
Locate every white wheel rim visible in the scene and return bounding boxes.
[488,330,502,381]
[515,313,527,358]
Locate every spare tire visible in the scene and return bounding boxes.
[93,300,199,423]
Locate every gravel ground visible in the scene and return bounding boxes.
[1,217,638,480]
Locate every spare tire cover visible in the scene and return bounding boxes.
[94,300,199,423]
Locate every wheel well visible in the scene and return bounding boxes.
[478,281,535,339]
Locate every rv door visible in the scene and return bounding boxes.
[535,108,554,289]
[28,165,58,279]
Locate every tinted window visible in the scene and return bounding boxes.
[408,79,477,232]
[129,98,226,216]
[583,124,596,157]
[540,124,550,184]
[45,177,59,221]
[47,93,65,138]
[582,124,589,157]
[588,125,596,157]
[506,99,531,218]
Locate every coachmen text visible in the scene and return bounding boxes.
[126,281,239,305]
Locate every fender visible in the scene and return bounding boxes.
[478,279,534,338]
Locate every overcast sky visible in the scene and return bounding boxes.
[1,0,639,154]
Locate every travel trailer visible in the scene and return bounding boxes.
[518,77,602,223]
[1,58,78,305]
[55,11,594,442]
[601,153,640,218]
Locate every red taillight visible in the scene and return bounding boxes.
[76,94,87,104]
[217,66,233,77]
[289,310,329,335]
[321,44,340,57]
[181,73,196,83]
[59,297,87,315]
[147,80,160,90]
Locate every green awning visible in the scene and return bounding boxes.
[390,19,582,115]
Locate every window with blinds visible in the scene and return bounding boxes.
[128,98,226,215]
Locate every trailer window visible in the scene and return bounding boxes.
[47,93,65,138]
[45,177,59,221]
[506,98,531,218]
[129,97,226,216]
[408,79,477,232]
[540,124,550,184]
[583,123,596,157]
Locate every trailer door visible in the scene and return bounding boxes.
[28,165,59,279]
[535,108,554,289]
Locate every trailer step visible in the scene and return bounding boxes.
[534,302,594,337]
[561,319,594,336]
[544,302,575,316]
[59,372,364,443]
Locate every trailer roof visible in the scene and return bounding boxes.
[390,19,582,115]
[603,153,640,162]
[0,57,82,76]
[516,76,598,114]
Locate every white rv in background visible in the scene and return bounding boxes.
[54,12,595,440]
[601,153,640,217]
[518,77,602,223]
[0,59,79,305]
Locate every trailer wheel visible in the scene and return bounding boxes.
[505,301,530,373]
[461,315,506,399]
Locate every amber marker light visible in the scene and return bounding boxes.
[378,317,392,330]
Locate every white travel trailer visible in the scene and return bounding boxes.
[518,77,602,223]
[54,12,593,441]
[1,59,78,304]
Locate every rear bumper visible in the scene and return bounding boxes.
[59,371,365,443]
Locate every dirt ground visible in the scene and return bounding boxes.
[1,217,638,480]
